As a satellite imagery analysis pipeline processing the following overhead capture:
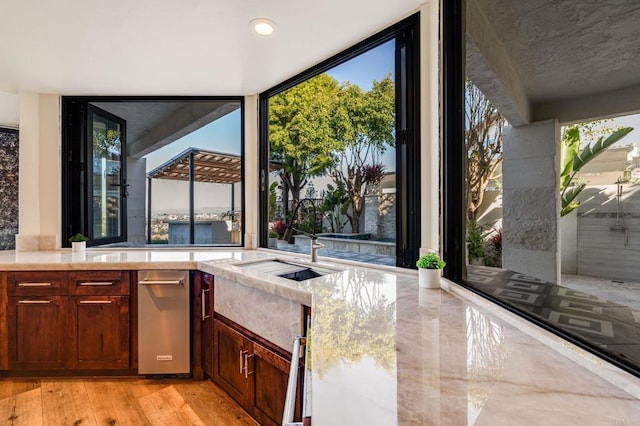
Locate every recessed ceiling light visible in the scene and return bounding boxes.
[250,18,277,36]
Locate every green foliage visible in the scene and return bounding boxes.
[320,183,350,233]
[330,75,395,233]
[416,252,446,269]
[560,125,633,216]
[268,230,278,238]
[93,128,121,158]
[269,74,345,205]
[268,181,279,221]
[466,221,485,260]
[69,233,88,242]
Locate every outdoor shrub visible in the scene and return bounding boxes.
[272,220,288,238]
[466,221,485,261]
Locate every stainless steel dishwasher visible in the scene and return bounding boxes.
[138,270,190,375]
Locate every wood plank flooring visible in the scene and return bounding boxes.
[0,378,258,425]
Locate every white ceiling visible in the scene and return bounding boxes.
[0,0,424,96]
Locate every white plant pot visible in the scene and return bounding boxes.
[268,237,278,249]
[418,268,441,289]
[71,241,86,252]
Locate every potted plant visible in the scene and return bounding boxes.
[416,252,446,289]
[268,230,279,249]
[69,233,88,252]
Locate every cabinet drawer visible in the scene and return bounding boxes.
[68,271,129,295]
[7,271,66,296]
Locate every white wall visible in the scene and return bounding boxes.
[10,7,440,253]
[420,0,441,255]
[16,93,61,250]
[0,92,19,128]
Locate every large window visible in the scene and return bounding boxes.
[444,0,640,377]
[62,97,244,247]
[259,14,420,268]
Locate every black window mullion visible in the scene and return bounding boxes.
[442,0,466,281]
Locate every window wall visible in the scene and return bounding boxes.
[443,0,640,377]
[62,97,243,247]
[259,14,420,268]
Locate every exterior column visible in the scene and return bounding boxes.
[502,119,560,283]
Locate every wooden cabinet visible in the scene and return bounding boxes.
[213,320,253,407]
[213,317,299,426]
[192,271,214,380]
[251,340,292,426]
[68,270,129,296]
[69,295,130,370]
[2,270,133,373]
[7,296,66,370]
[201,272,214,379]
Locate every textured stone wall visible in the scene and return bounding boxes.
[502,120,560,283]
[364,193,396,240]
[0,128,18,249]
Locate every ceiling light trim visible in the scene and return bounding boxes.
[249,18,278,36]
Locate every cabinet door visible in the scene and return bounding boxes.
[69,296,130,370]
[213,319,252,408]
[8,296,66,370]
[251,342,293,426]
[202,273,214,379]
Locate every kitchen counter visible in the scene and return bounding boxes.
[2,248,640,423]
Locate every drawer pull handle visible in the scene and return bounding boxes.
[243,352,254,378]
[18,300,51,304]
[79,281,114,286]
[79,300,112,304]
[18,282,52,287]
[202,288,211,320]
[139,280,182,286]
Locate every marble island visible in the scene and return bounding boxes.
[1,248,639,424]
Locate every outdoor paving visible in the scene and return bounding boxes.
[467,265,640,371]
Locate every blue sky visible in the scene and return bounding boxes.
[145,40,396,172]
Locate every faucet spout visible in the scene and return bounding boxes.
[310,237,324,263]
[283,198,323,262]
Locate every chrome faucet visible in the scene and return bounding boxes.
[283,198,323,263]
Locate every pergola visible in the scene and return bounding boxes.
[146,148,245,244]
[146,148,280,244]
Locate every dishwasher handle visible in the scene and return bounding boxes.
[283,336,305,426]
[139,279,183,286]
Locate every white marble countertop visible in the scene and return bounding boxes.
[1,248,639,423]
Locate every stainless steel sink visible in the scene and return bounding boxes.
[238,259,341,281]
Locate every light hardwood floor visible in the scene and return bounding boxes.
[0,377,258,425]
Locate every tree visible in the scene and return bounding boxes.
[560,124,633,216]
[269,74,344,208]
[465,79,505,222]
[330,76,395,233]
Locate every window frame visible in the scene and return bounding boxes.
[61,95,245,248]
[257,13,421,268]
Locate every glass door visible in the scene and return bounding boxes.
[87,104,127,245]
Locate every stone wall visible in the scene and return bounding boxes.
[0,128,18,249]
[574,184,640,282]
[364,192,396,240]
[502,120,560,283]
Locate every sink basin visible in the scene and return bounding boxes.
[238,259,341,281]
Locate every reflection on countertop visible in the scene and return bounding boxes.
[0,248,639,423]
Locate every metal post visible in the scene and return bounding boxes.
[146,177,152,244]
[189,151,195,245]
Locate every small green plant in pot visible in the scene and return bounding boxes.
[267,230,279,249]
[69,233,88,252]
[416,252,446,289]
